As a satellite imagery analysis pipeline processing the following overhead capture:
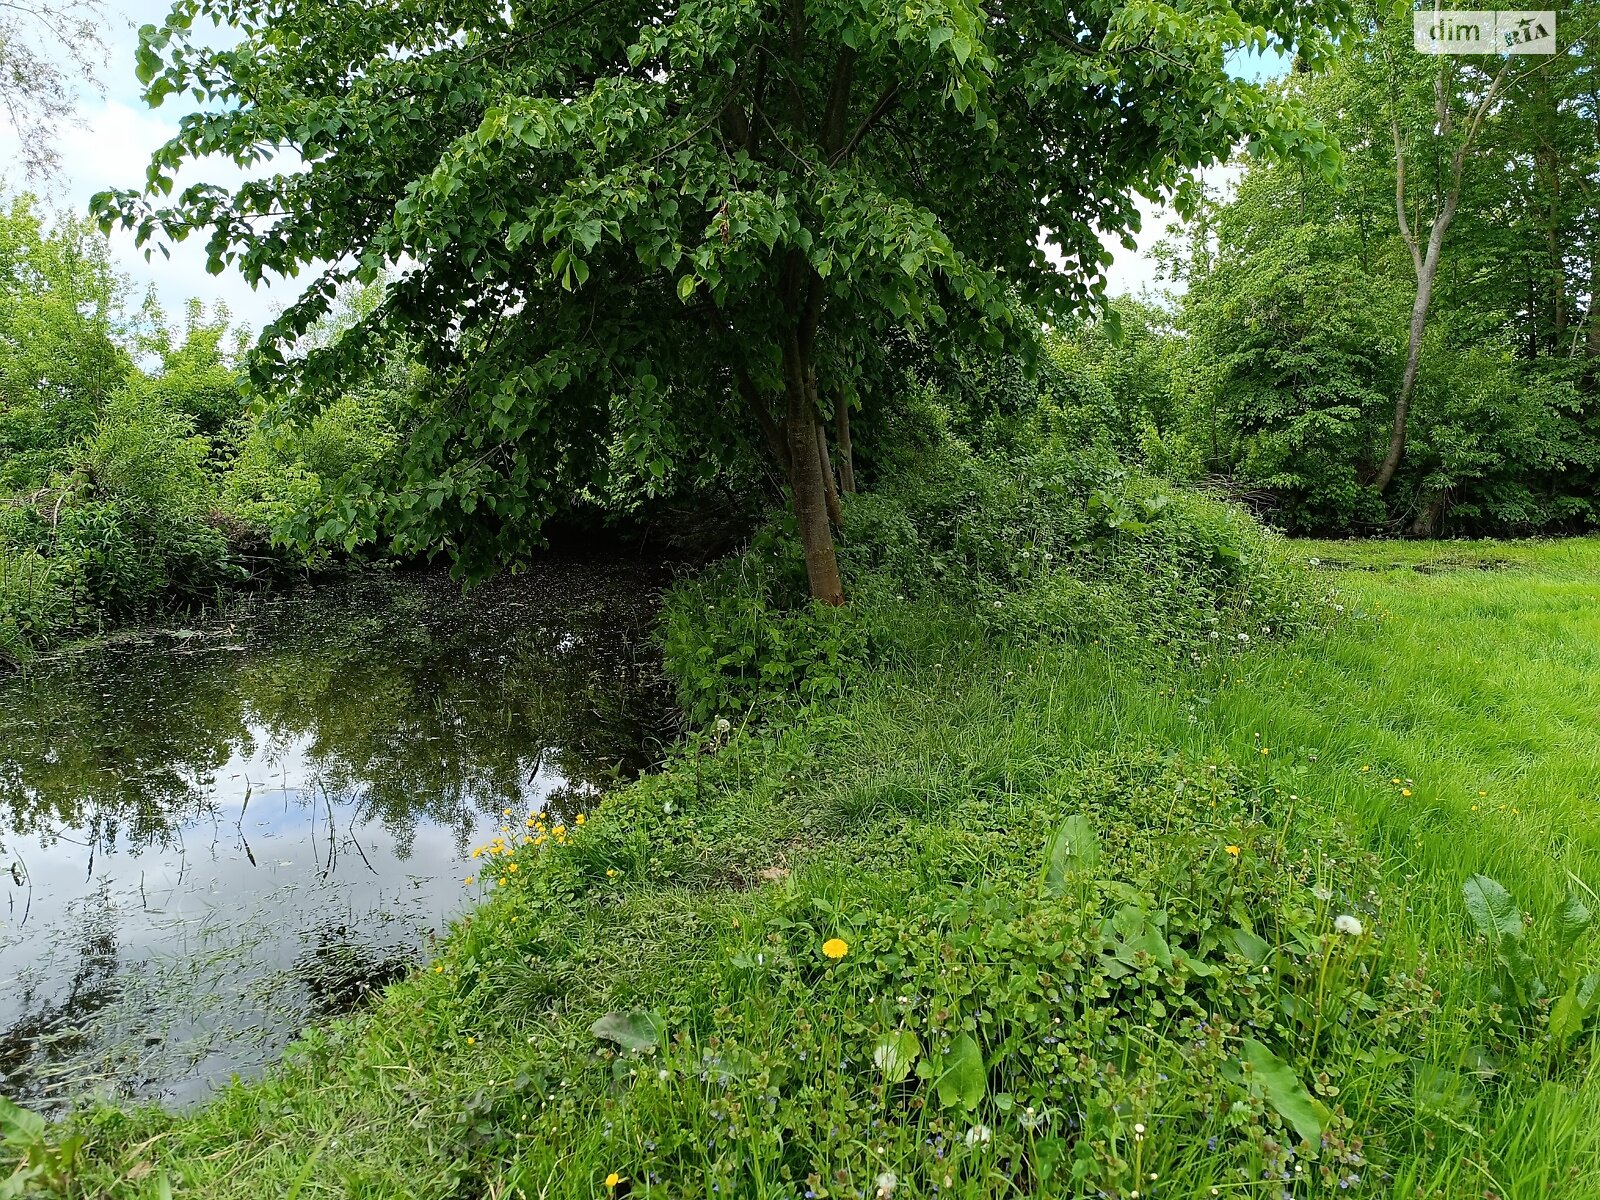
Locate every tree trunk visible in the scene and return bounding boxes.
[815,419,845,529]
[1409,491,1447,537]
[1374,58,1506,496]
[781,345,844,605]
[836,399,856,493]
[1373,203,1452,493]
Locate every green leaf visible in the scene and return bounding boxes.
[873,1030,921,1084]
[1463,874,1523,941]
[590,1009,665,1053]
[0,1096,45,1147]
[1411,1063,1478,1122]
[1242,1039,1323,1148]
[1042,814,1100,894]
[676,274,697,301]
[1557,889,1593,953]
[935,1034,986,1109]
[1227,926,1272,966]
[1549,972,1599,1046]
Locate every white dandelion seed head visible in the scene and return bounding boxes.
[875,1172,898,1198]
[1334,914,1364,936]
[965,1125,992,1148]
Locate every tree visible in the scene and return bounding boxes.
[1169,3,1600,535]
[1326,1,1599,494]
[1362,9,1510,493]
[0,195,132,490]
[97,0,1347,600]
[0,0,107,175]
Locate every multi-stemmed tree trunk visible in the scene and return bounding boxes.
[779,336,845,606]
[738,344,846,607]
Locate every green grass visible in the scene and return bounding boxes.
[30,538,1600,1199]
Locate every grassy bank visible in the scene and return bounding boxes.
[12,535,1600,1199]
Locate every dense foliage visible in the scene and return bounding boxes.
[96,0,1352,600]
[661,369,1313,723]
[0,199,398,664]
[1075,6,1600,536]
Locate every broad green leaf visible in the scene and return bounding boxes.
[1242,1038,1323,1148]
[1557,889,1593,953]
[0,1096,45,1147]
[1412,1062,1478,1122]
[873,1029,922,1084]
[935,1034,986,1109]
[1463,874,1523,941]
[590,1009,665,1053]
[1549,972,1599,1046]
[1043,814,1100,894]
[701,1046,759,1080]
[1227,925,1272,966]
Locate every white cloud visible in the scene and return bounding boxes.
[0,2,303,338]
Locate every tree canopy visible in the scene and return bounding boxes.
[97,0,1348,597]
[1169,2,1599,534]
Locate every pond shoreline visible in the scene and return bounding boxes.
[0,555,682,1113]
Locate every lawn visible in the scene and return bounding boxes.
[33,538,1600,1199]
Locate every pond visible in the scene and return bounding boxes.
[0,562,675,1112]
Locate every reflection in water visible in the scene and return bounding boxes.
[0,563,674,1110]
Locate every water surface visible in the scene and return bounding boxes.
[0,563,673,1110]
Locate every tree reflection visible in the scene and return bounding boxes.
[0,563,676,856]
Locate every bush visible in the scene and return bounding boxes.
[661,427,1326,727]
[0,395,241,656]
[0,545,89,664]
[221,393,400,566]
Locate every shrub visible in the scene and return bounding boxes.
[661,429,1326,726]
[0,545,89,663]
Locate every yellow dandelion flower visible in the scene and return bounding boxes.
[434,964,444,973]
[605,1173,625,1190]
[464,875,475,885]
[822,937,849,959]
[1360,765,1371,773]
[1401,788,1412,797]
[466,1036,475,1046]
[553,824,566,836]
[1259,747,1269,756]
[1224,845,1241,857]
[503,808,512,817]
[508,862,519,873]
[606,868,619,878]
[471,848,483,859]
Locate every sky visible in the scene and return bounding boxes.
[0,6,1288,336]
[0,0,293,331]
